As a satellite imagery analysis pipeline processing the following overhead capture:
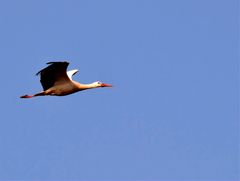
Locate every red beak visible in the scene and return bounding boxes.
[101,83,113,87]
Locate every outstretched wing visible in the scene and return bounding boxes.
[36,61,71,90]
[67,69,79,80]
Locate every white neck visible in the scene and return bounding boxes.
[74,81,100,90]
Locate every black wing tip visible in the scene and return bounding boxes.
[47,61,69,65]
[36,61,70,76]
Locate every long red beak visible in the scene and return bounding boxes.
[101,83,113,87]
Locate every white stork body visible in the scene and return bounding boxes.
[20,62,112,98]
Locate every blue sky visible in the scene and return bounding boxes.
[0,0,238,180]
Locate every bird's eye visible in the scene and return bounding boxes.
[98,81,101,84]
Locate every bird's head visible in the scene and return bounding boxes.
[94,81,113,88]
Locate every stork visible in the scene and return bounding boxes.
[20,61,112,98]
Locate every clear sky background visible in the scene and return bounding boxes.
[0,0,238,180]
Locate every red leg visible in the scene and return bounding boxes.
[20,95,33,98]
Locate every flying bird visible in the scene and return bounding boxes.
[20,61,112,98]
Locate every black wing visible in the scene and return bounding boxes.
[36,61,71,90]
